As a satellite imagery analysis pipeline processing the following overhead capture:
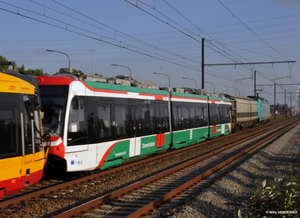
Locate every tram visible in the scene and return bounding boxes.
[0,71,45,198]
[36,71,231,176]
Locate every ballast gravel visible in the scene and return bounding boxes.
[154,123,300,218]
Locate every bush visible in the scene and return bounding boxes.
[249,169,300,217]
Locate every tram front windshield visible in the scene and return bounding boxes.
[39,85,68,136]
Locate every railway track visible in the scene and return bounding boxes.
[53,117,300,217]
[0,116,298,217]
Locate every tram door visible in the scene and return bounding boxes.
[67,97,88,150]
[128,101,141,158]
[23,96,44,160]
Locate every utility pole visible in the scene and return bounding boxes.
[274,83,276,120]
[201,38,205,90]
[91,50,95,76]
[254,70,256,96]
[284,89,286,116]
[276,91,299,116]
[259,83,300,118]
[201,37,295,95]
[160,66,163,87]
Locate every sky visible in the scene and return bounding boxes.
[1,0,300,108]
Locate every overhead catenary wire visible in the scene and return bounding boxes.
[0,0,299,95]
[128,0,248,64]
[126,0,294,86]
[162,0,254,65]
[218,0,291,60]
[0,1,202,72]
[161,0,298,84]
[1,0,260,84]
[50,0,200,65]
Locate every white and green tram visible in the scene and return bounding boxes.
[36,73,231,175]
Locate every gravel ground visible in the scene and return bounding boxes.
[162,123,300,218]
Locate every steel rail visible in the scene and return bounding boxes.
[52,117,300,218]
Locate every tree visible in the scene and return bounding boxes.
[72,69,84,75]
[18,65,48,76]
[0,56,10,71]
[0,56,48,75]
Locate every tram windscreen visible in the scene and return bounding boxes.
[0,104,16,155]
[39,85,68,136]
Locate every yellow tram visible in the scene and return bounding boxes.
[0,71,45,198]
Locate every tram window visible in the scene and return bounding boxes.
[67,97,88,146]
[128,101,137,137]
[136,104,143,136]
[22,95,43,154]
[217,105,221,124]
[134,103,143,136]
[189,105,196,127]
[97,103,111,139]
[178,105,183,129]
[29,96,42,152]
[154,102,159,133]
[210,104,220,125]
[162,102,171,131]
[161,103,168,132]
[85,97,96,144]
[216,104,220,124]
[72,98,78,109]
[210,105,216,125]
[221,105,225,123]
[0,108,17,155]
[200,106,207,126]
[172,104,180,130]
[153,101,167,133]
[113,105,127,137]
[171,105,175,130]
[140,104,154,134]
[194,104,204,127]
[41,97,65,135]
[224,106,229,123]
[23,96,34,154]
[181,105,189,128]
[174,103,188,130]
